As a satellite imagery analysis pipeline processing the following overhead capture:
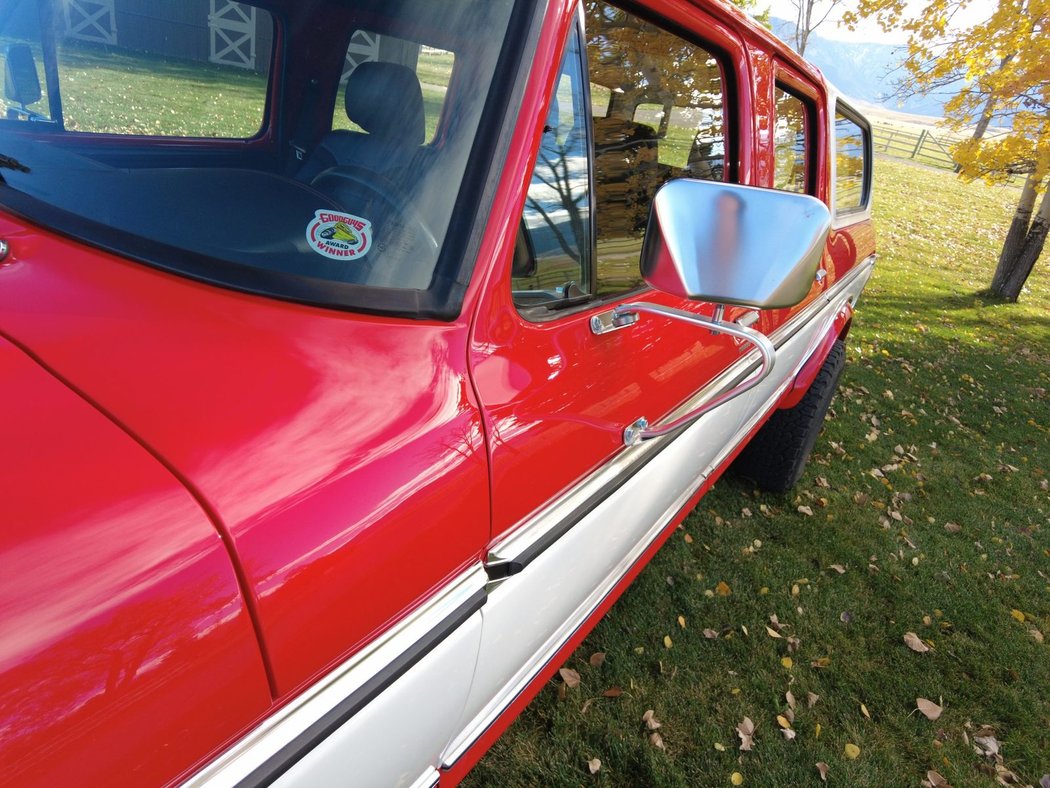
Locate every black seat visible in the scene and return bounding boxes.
[4,43,42,120]
[298,62,425,183]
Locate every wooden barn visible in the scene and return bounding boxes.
[60,0,274,72]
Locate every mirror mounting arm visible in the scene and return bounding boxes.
[617,302,776,447]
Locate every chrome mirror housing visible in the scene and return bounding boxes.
[640,179,831,309]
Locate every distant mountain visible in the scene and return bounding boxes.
[768,17,959,118]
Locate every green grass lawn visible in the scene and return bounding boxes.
[468,157,1050,786]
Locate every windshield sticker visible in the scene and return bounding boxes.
[306,211,373,260]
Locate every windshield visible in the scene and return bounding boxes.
[0,0,525,316]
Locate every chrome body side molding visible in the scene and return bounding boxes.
[446,256,875,766]
[190,257,875,785]
[486,256,875,576]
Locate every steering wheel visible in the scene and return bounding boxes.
[309,166,440,281]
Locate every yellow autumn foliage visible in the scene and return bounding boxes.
[846,0,1050,184]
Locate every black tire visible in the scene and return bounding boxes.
[732,339,846,492]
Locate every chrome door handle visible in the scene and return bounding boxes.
[590,308,639,335]
[815,268,827,283]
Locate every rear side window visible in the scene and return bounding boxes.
[587,0,728,295]
[773,85,809,194]
[52,2,271,137]
[334,33,453,142]
[835,109,870,212]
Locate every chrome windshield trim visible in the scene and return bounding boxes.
[485,255,875,575]
[182,565,488,788]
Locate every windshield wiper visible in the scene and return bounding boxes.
[0,154,30,173]
[0,154,30,186]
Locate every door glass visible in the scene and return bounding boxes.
[835,111,868,211]
[773,85,808,194]
[586,0,728,296]
[512,27,591,306]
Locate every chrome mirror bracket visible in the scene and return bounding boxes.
[619,302,775,447]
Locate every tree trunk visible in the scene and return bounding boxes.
[971,56,1012,143]
[990,174,1049,301]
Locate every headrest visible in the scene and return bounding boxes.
[5,44,41,106]
[345,62,425,146]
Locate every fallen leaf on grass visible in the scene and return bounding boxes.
[602,686,622,697]
[944,522,962,533]
[904,632,931,653]
[642,709,662,730]
[860,703,871,719]
[664,635,673,649]
[766,626,783,639]
[736,717,755,750]
[678,615,687,629]
[973,733,999,757]
[1010,609,1026,623]
[798,505,814,516]
[840,610,853,624]
[560,668,581,688]
[781,656,793,669]
[785,691,796,710]
[649,731,666,750]
[924,770,950,787]
[776,714,792,729]
[917,698,943,720]
[807,692,820,708]
[703,628,719,639]
[815,723,822,738]
[589,652,606,667]
[731,773,744,786]
[844,742,861,759]
[810,657,830,668]
[713,741,726,751]
[780,728,796,740]
[816,762,829,782]
[829,564,846,574]
[1030,628,1045,643]
[587,758,601,774]
[715,581,732,596]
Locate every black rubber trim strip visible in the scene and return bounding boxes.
[485,432,680,579]
[236,587,487,788]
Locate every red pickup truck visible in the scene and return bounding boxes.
[0,0,874,784]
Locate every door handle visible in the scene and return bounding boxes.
[589,308,639,335]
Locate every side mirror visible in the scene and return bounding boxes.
[606,179,832,446]
[640,179,830,309]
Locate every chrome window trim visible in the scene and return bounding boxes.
[487,254,876,573]
[182,565,488,788]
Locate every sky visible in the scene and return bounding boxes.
[759,0,999,44]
